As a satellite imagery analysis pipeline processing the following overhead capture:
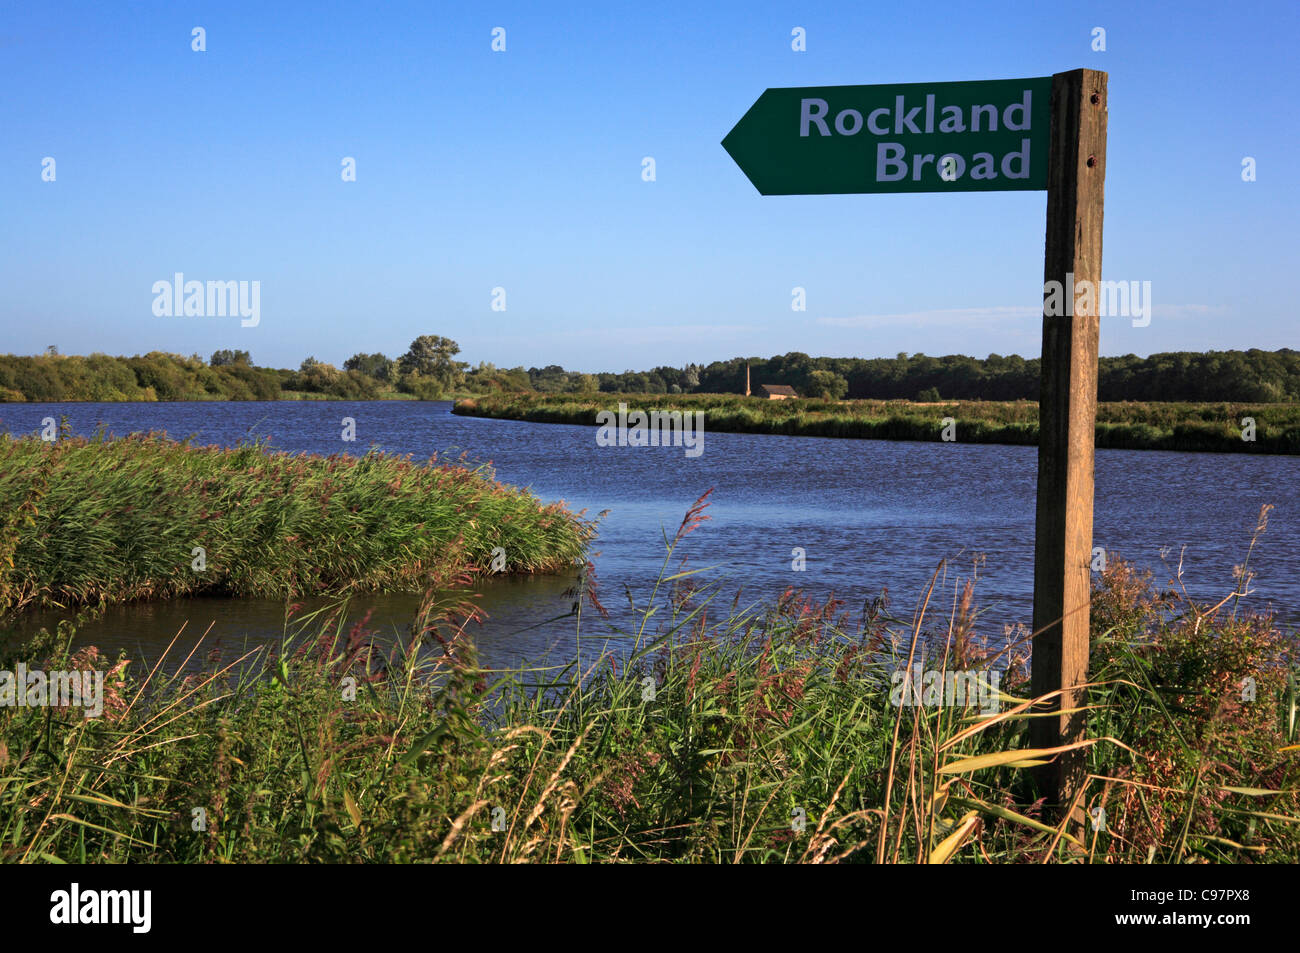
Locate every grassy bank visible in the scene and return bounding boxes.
[0,429,591,614]
[454,393,1300,454]
[1,498,1296,863]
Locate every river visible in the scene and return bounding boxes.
[4,400,1297,672]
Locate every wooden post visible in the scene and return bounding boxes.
[1030,69,1107,822]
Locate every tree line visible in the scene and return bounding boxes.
[1,341,1297,403]
[0,336,468,402]
[521,349,1300,402]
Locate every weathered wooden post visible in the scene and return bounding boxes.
[1029,68,1108,822]
[721,67,1108,822]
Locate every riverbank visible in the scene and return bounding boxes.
[2,521,1296,863]
[0,431,591,614]
[453,393,1300,454]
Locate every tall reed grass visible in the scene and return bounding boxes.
[1,494,1294,863]
[0,428,591,613]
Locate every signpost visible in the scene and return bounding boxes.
[723,77,1052,194]
[723,69,1108,822]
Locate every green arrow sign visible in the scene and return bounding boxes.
[722,77,1052,195]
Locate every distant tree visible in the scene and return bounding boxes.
[466,363,530,392]
[210,349,251,367]
[288,357,378,398]
[528,364,572,393]
[808,369,849,400]
[650,365,685,391]
[398,335,465,392]
[343,352,394,382]
[127,352,194,400]
[916,386,941,402]
[45,345,58,357]
[399,336,458,376]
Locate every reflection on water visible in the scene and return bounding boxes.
[3,575,602,677]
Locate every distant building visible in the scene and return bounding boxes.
[760,384,798,400]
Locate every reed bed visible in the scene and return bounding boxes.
[454,393,1300,454]
[1,494,1295,863]
[0,428,591,613]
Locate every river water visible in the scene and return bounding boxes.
[4,400,1297,672]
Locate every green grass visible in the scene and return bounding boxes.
[0,427,592,613]
[1,495,1295,863]
[454,393,1300,454]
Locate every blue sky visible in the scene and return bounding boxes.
[2,0,1296,372]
